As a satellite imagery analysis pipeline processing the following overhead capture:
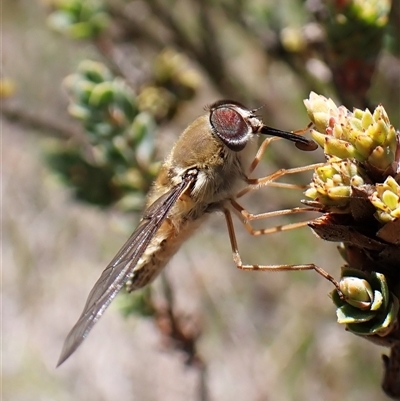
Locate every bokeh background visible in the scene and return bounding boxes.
[3,1,400,400]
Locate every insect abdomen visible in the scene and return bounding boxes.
[125,214,206,291]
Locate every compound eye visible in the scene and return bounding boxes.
[210,106,249,151]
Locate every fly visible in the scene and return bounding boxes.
[58,100,337,366]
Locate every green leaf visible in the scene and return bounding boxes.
[78,60,113,83]
[371,272,390,310]
[370,290,383,311]
[336,304,376,323]
[89,82,114,108]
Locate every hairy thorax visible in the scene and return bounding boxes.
[125,117,258,290]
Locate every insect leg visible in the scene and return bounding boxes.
[238,163,324,199]
[263,182,308,190]
[230,199,320,235]
[223,208,340,290]
[248,137,277,174]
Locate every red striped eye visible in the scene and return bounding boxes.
[209,104,250,151]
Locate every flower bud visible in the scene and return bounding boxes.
[339,277,374,310]
[332,269,399,336]
[370,176,400,223]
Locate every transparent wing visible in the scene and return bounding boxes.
[57,175,194,366]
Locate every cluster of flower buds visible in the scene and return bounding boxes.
[47,0,109,39]
[304,92,398,174]
[303,92,400,348]
[304,92,399,215]
[331,268,399,337]
[304,156,365,209]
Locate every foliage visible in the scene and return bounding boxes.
[47,0,109,39]
[47,52,200,210]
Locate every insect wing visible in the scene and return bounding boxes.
[57,176,194,366]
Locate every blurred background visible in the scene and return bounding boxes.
[3,1,400,400]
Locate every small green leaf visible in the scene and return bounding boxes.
[78,60,112,83]
[67,104,91,120]
[371,272,390,310]
[370,290,383,311]
[89,82,114,108]
[336,304,376,323]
